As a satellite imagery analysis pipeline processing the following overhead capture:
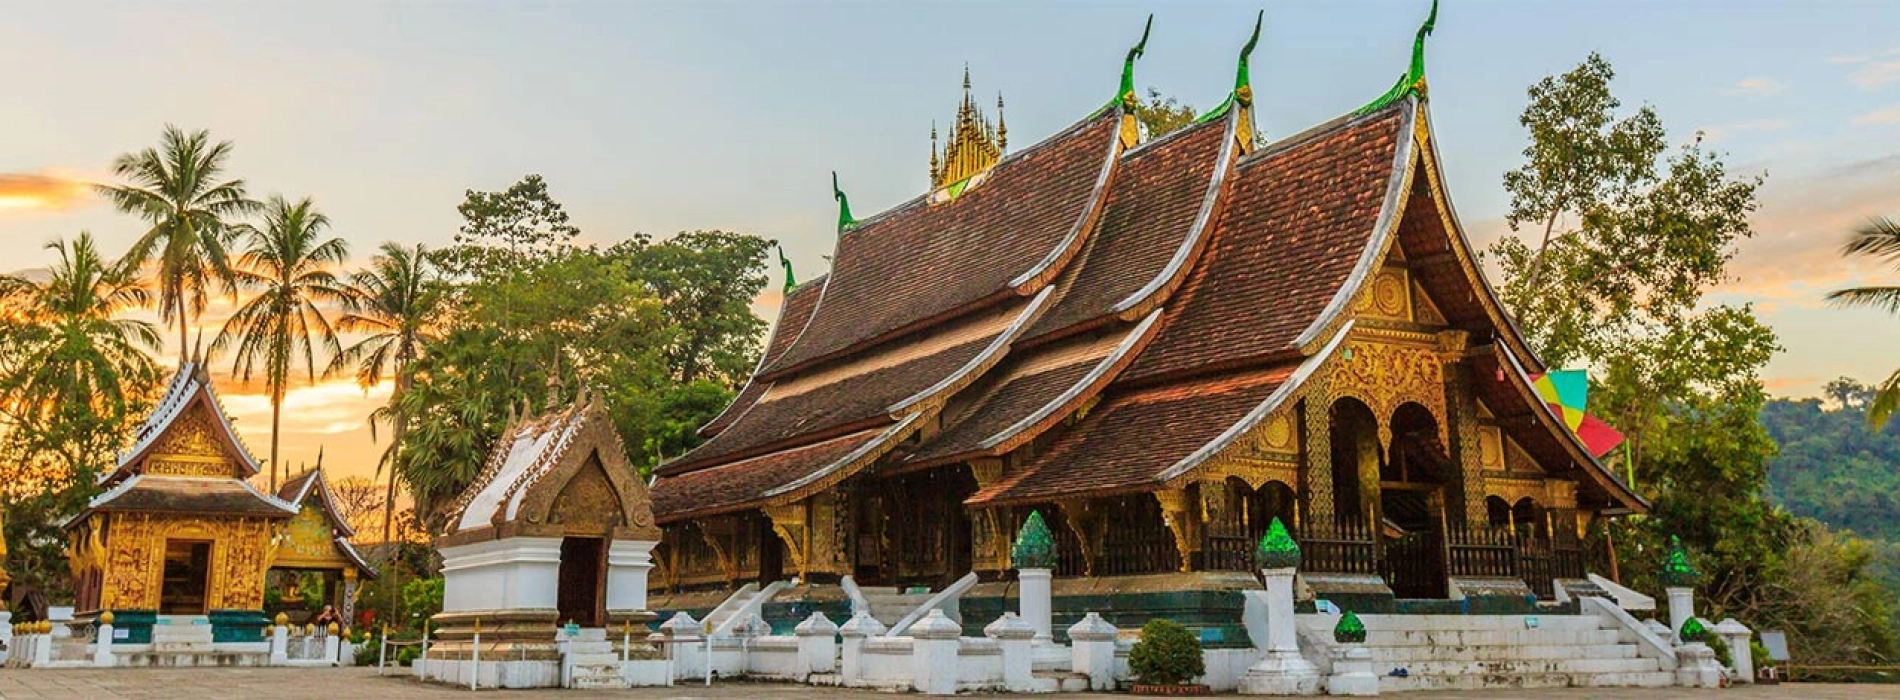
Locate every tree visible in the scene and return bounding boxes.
[1487,51,1773,469]
[437,174,578,278]
[99,125,257,359]
[327,475,386,536]
[0,233,162,489]
[1137,88,1198,139]
[328,243,443,543]
[0,233,161,601]
[213,196,350,489]
[1491,52,1896,662]
[610,230,771,385]
[1825,217,1900,426]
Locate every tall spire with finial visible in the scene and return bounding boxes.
[931,67,1004,190]
[1358,0,1438,114]
[996,92,1007,151]
[832,171,856,233]
[929,121,941,183]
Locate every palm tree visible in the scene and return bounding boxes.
[326,242,443,543]
[0,233,162,480]
[1827,216,1900,427]
[213,196,350,489]
[98,125,257,360]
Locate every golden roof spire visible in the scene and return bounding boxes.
[932,67,1004,189]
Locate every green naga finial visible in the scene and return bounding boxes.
[1333,610,1367,644]
[777,245,796,294]
[1235,10,1262,103]
[1194,11,1265,124]
[831,171,856,233]
[1255,517,1301,570]
[1011,510,1057,570]
[1116,14,1154,111]
[1357,0,1439,115]
[1658,535,1701,588]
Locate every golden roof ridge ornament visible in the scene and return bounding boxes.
[929,65,1005,198]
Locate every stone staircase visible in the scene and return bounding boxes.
[565,628,627,690]
[855,586,936,627]
[1306,614,1674,691]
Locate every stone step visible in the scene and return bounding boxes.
[1359,629,1625,647]
[1376,657,1663,678]
[1032,670,1091,693]
[566,641,614,654]
[568,653,619,666]
[1349,615,1607,632]
[1378,669,1674,692]
[1374,643,1639,662]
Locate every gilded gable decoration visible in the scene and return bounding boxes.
[929,66,1005,195]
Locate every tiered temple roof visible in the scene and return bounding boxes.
[276,468,378,577]
[73,362,295,523]
[651,10,1646,523]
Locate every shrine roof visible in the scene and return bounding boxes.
[442,393,658,542]
[967,365,1295,506]
[450,400,589,533]
[109,361,264,482]
[1122,104,1410,384]
[698,274,827,439]
[761,112,1120,377]
[278,467,356,538]
[1023,109,1233,341]
[651,428,889,522]
[84,474,297,519]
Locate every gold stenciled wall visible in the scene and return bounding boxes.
[91,513,279,612]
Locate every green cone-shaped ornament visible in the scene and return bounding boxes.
[1334,610,1367,644]
[1256,517,1301,570]
[1658,535,1702,588]
[1011,510,1057,570]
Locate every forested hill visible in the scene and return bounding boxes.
[1762,378,1900,578]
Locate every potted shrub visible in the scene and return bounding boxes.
[1128,618,1208,695]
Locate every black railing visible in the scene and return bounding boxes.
[1296,517,1380,576]
[1447,523,1586,599]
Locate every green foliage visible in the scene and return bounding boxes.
[402,577,444,630]
[1825,218,1900,427]
[1128,618,1204,686]
[1137,88,1198,139]
[1492,53,1896,665]
[393,177,769,531]
[354,634,382,665]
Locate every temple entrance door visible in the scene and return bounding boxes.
[1379,403,1452,599]
[757,516,785,585]
[160,540,212,615]
[557,537,606,627]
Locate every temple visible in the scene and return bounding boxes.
[648,8,1645,638]
[271,468,378,625]
[64,362,342,644]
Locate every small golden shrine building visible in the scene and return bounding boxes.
[65,362,369,643]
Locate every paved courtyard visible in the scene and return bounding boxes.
[0,667,1894,699]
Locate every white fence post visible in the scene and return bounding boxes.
[93,613,115,668]
[909,609,962,696]
[795,612,838,678]
[1068,613,1118,691]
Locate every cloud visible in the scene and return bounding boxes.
[1826,48,1900,90]
[1719,153,1900,303]
[0,172,94,213]
[1697,119,1792,143]
[1719,77,1786,97]
[1852,104,1900,126]
[1851,61,1900,90]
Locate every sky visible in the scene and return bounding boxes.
[4,0,1899,484]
